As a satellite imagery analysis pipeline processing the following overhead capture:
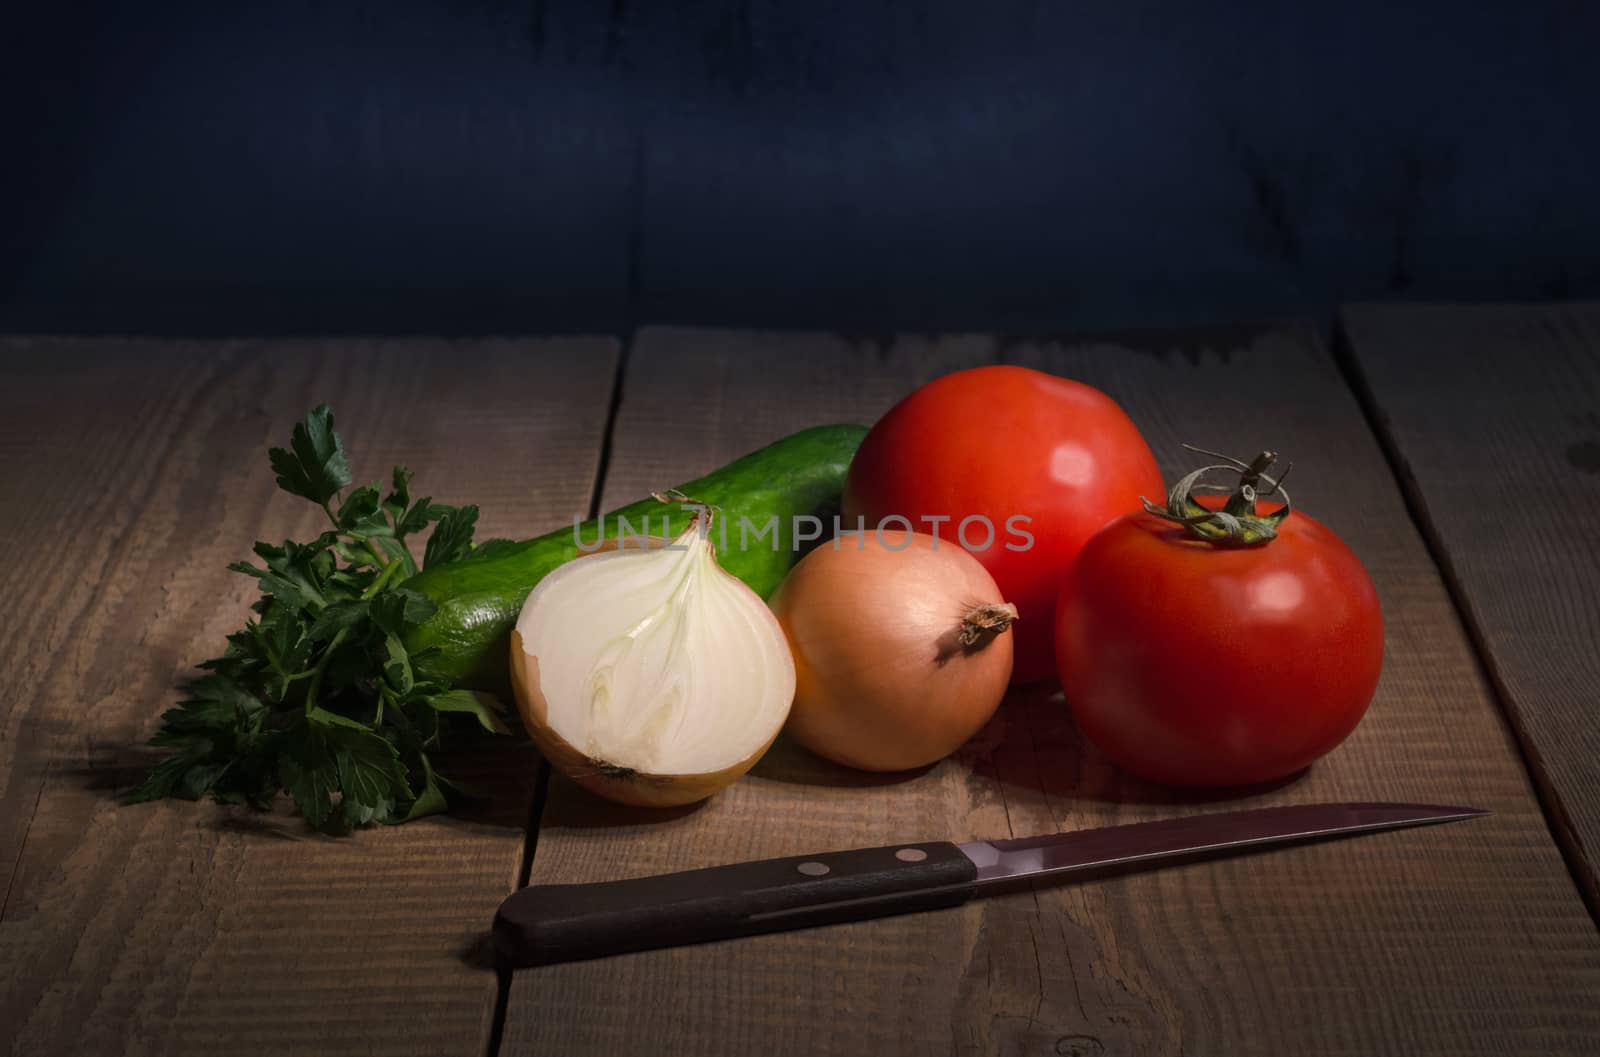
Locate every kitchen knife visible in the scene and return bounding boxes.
[493,801,1485,967]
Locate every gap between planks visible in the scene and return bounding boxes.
[1330,313,1600,926]
[486,330,637,1057]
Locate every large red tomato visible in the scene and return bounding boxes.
[1055,487,1383,787]
[843,365,1162,682]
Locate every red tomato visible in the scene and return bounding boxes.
[843,365,1162,682]
[1055,495,1383,786]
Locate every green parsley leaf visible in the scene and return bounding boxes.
[369,588,437,635]
[465,538,520,561]
[331,723,412,810]
[427,689,511,735]
[381,633,414,694]
[337,483,393,538]
[268,404,352,505]
[232,538,334,614]
[178,760,232,801]
[369,537,419,579]
[152,674,258,737]
[423,505,479,569]
[396,500,440,540]
[130,751,207,803]
[399,754,451,822]
[383,466,413,524]
[307,599,370,642]
[278,718,338,829]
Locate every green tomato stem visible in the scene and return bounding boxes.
[1140,445,1294,548]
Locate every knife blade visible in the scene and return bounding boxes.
[493,801,1485,967]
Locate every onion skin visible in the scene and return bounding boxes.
[511,630,776,807]
[772,530,1014,772]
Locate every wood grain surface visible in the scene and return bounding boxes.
[1341,302,1600,911]
[501,326,1600,1057]
[0,338,618,1056]
[5,327,1598,1057]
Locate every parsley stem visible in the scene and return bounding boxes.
[321,495,391,569]
[303,558,403,714]
[305,629,349,715]
[361,558,403,600]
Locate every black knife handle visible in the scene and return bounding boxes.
[494,840,978,967]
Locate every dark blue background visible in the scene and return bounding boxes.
[6,1,1597,335]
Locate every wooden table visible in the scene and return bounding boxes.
[3,310,1598,1057]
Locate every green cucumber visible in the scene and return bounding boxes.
[403,423,868,691]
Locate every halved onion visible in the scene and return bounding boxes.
[511,519,795,807]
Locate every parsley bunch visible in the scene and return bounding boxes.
[132,405,509,829]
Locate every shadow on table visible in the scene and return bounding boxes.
[975,681,1307,808]
[737,684,1303,807]
[536,783,710,829]
[67,740,169,795]
[748,733,934,788]
[459,933,499,972]
[68,733,545,836]
[426,740,544,830]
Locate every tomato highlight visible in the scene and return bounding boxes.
[843,365,1163,682]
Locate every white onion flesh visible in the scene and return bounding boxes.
[514,522,795,778]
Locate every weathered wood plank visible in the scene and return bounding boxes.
[1341,301,1600,909]
[0,338,617,1056]
[502,325,1600,1057]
